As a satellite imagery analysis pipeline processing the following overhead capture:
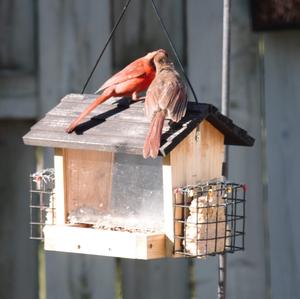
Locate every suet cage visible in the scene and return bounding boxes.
[29,169,56,240]
[173,179,246,258]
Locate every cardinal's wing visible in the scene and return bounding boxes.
[95,59,148,93]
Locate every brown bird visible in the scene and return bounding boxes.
[143,51,187,159]
[66,49,167,133]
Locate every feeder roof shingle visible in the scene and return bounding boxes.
[23,93,255,156]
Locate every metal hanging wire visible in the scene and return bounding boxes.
[150,0,199,104]
[81,0,199,104]
[81,0,133,94]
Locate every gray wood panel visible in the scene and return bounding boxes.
[38,1,116,299]
[227,1,268,299]
[264,31,300,299]
[188,1,268,298]
[121,259,191,299]
[0,0,35,70]
[111,0,185,70]
[0,0,38,118]
[46,253,116,299]
[187,1,223,296]
[112,1,191,297]
[0,121,38,299]
[38,0,112,115]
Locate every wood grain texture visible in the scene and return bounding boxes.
[38,2,115,299]
[188,1,267,298]
[0,0,35,70]
[111,0,185,70]
[38,0,112,115]
[45,251,115,299]
[226,2,267,299]
[0,121,38,299]
[0,0,38,118]
[264,32,300,299]
[23,93,254,156]
[64,149,114,218]
[44,225,166,260]
[170,121,224,187]
[121,258,191,299]
[54,149,67,224]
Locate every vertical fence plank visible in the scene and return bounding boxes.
[0,121,38,299]
[264,32,300,299]
[45,253,115,299]
[187,1,222,296]
[111,0,185,70]
[188,1,268,298]
[121,259,190,299]
[227,1,268,298]
[112,2,191,298]
[187,0,222,108]
[38,1,115,298]
[38,0,112,115]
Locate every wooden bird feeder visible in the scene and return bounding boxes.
[23,93,254,260]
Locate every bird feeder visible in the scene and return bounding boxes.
[23,93,254,259]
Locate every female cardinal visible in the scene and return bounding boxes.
[143,51,187,159]
[66,49,167,133]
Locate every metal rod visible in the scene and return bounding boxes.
[221,0,231,117]
[219,0,231,298]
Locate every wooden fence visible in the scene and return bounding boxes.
[0,0,299,298]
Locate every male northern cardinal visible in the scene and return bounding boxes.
[143,51,187,159]
[66,49,167,133]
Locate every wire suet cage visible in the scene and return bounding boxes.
[173,179,246,258]
[29,168,56,240]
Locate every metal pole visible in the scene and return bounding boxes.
[218,0,231,299]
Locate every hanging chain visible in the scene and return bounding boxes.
[81,0,133,94]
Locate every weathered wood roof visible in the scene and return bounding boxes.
[23,93,255,156]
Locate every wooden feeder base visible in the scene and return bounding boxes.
[43,225,167,260]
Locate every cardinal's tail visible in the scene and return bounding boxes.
[66,91,112,133]
[143,111,166,159]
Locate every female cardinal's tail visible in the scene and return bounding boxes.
[143,111,166,159]
[66,91,113,133]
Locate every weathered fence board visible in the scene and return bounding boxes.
[227,1,268,298]
[111,0,185,70]
[111,1,191,298]
[38,0,112,115]
[38,1,115,299]
[3,1,300,298]
[188,1,267,298]
[46,253,115,299]
[0,0,37,118]
[264,31,300,299]
[121,259,190,299]
[0,121,38,299]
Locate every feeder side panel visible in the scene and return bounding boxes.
[64,149,114,222]
[54,148,67,224]
[170,120,224,187]
[162,155,174,256]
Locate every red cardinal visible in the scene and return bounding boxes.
[66,49,167,133]
[143,51,187,159]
